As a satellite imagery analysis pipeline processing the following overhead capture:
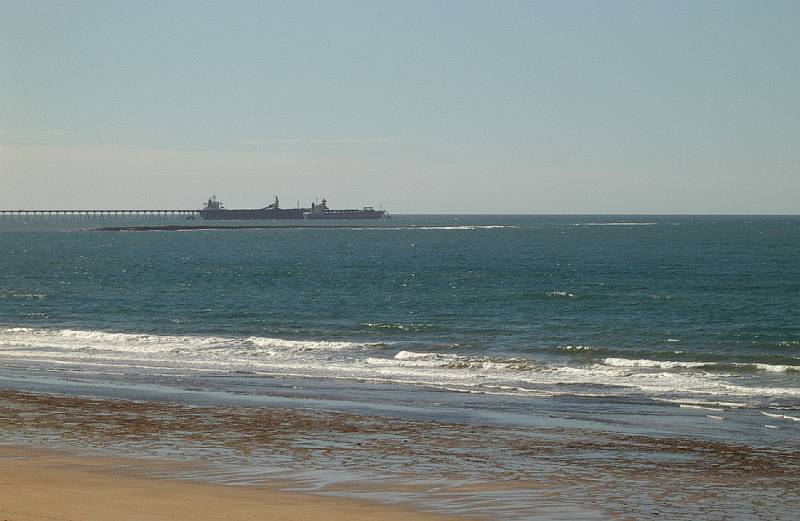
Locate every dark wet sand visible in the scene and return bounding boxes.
[1,390,798,519]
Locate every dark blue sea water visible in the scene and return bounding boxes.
[1,215,799,446]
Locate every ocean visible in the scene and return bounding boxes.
[1,214,798,518]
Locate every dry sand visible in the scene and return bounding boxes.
[0,446,459,521]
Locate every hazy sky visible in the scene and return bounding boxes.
[1,0,798,213]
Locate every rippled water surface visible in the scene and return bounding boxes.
[1,215,799,445]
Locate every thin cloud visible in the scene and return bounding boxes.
[240,137,407,146]
[0,129,66,142]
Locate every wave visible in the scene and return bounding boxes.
[603,358,708,369]
[679,404,724,411]
[559,345,609,354]
[242,336,378,351]
[754,363,800,373]
[0,291,47,300]
[574,222,658,226]
[548,344,800,367]
[0,327,378,354]
[363,322,436,332]
[1,327,799,401]
[412,225,517,230]
[762,412,800,422]
[602,357,800,374]
[546,291,576,298]
[355,225,518,231]
[389,350,539,371]
[370,351,800,398]
[652,398,750,409]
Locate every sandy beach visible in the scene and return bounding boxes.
[0,445,459,521]
[1,390,798,519]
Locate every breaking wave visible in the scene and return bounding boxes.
[546,291,577,298]
[603,357,799,374]
[577,222,658,226]
[0,327,379,355]
[411,225,517,230]
[356,225,518,231]
[1,327,798,401]
[363,322,436,332]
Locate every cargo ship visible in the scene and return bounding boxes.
[303,198,389,220]
[199,196,388,220]
[199,196,304,220]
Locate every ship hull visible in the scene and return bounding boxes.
[199,208,305,220]
[303,210,389,220]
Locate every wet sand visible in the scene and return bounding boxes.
[1,390,798,519]
[0,446,458,521]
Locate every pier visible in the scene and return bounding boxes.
[0,210,199,222]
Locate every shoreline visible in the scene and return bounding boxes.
[1,389,798,519]
[0,445,460,521]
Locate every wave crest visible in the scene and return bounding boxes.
[603,357,799,373]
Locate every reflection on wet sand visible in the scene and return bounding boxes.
[1,390,797,520]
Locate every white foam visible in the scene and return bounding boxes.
[578,222,657,226]
[680,404,724,411]
[0,327,374,353]
[382,225,518,231]
[603,358,799,374]
[546,291,576,298]
[394,350,441,361]
[753,363,799,373]
[762,412,800,422]
[243,336,374,351]
[2,327,800,401]
[559,345,601,352]
[389,351,536,371]
[652,398,749,408]
[602,358,706,369]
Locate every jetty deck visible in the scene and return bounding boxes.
[0,210,199,222]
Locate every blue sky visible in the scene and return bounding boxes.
[1,0,798,212]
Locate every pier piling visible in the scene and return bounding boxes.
[0,210,199,223]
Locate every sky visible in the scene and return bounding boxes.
[1,0,798,213]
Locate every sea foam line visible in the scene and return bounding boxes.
[0,327,378,353]
[679,404,724,412]
[575,222,658,226]
[762,412,800,422]
[3,328,800,400]
[602,357,799,373]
